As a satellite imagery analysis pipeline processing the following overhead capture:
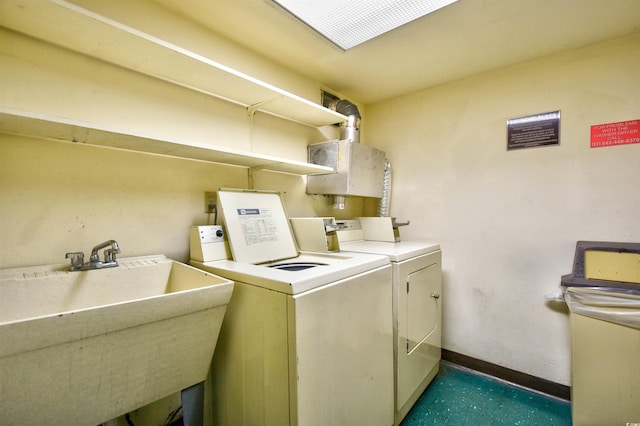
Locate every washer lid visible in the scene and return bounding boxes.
[340,240,440,262]
[218,189,298,264]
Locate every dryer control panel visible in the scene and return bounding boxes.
[189,225,231,262]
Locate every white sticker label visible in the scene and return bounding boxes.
[237,208,279,246]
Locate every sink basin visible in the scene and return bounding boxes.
[0,254,233,425]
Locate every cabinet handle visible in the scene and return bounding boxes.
[431,293,440,299]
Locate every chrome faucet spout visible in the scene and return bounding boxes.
[89,240,121,263]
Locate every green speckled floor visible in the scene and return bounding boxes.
[401,362,572,425]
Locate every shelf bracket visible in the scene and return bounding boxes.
[247,96,284,150]
[247,165,271,189]
[247,96,283,117]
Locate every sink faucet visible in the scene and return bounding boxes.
[65,252,85,271]
[65,240,121,271]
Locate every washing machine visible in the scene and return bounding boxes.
[333,218,442,426]
[189,189,394,426]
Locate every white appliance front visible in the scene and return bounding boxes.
[338,239,442,426]
[189,189,394,425]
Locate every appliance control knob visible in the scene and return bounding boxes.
[216,229,224,238]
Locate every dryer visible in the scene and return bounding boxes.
[334,218,442,426]
[189,189,394,426]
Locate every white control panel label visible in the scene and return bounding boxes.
[198,226,224,243]
[237,208,279,246]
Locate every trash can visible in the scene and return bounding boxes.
[561,241,640,426]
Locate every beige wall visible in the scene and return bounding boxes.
[0,28,365,270]
[364,33,640,385]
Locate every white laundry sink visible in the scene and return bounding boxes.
[0,254,233,425]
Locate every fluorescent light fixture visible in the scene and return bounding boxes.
[271,0,458,50]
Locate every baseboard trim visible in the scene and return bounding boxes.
[442,349,570,401]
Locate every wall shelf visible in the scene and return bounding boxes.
[0,108,335,175]
[0,0,347,128]
[0,0,345,175]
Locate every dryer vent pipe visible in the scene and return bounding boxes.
[328,99,362,209]
[377,159,392,217]
[331,99,361,144]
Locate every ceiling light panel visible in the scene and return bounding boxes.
[271,0,458,50]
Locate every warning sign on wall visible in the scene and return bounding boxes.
[507,111,560,151]
[590,119,640,148]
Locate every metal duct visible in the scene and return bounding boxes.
[377,160,392,217]
[331,99,392,216]
[330,99,361,144]
[333,99,361,118]
[327,99,362,208]
[309,99,391,211]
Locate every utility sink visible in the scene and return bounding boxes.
[0,255,233,425]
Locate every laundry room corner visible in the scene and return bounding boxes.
[363,33,640,387]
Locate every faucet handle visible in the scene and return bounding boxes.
[104,248,120,263]
[65,252,85,271]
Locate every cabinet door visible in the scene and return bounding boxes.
[406,263,440,353]
[397,250,442,416]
